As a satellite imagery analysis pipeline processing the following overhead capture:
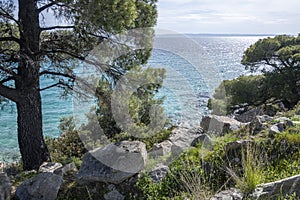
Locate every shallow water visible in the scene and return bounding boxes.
[0,35,262,163]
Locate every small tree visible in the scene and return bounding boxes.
[0,0,158,170]
[208,75,265,114]
[95,67,166,140]
[242,34,300,107]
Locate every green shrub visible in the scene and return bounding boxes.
[263,70,300,108]
[136,133,241,199]
[208,73,300,115]
[57,180,109,200]
[46,117,87,166]
[283,102,300,118]
[262,127,300,182]
[208,75,266,114]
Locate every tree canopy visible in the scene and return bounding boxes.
[209,34,300,115]
[0,0,158,170]
[242,34,300,107]
[242,34,300,73]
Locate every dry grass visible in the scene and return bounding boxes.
[179,168,213,200]
[227,143,264,195]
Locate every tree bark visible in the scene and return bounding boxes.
[17,90,50,170]
[16,0,51,170]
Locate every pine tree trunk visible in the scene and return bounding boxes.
[17,89,50,170]
[16,0,51,170]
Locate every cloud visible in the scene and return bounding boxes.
[157,0,300,34]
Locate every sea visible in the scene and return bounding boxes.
[0,34,269,163]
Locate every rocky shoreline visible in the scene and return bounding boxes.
[1,104,300,199]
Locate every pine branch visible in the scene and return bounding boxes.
[0,76,14,85]
[39,49,85,60]
[39,70,76,80]
[0,7,19,24]
[40,26,75,31]
[0,36,20,44]
[38,1,57,12]
[0,83,19,102]
[39,82,61,91]
[0,65,18,77]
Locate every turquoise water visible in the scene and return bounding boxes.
[0,35,262,163]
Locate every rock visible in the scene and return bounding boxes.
[269,121,288,135]
[39,162,63,173]
[269,124,281,134]
[225,140,253,153]
[54,162,78,176]
[169,127,202,151]
[107,184,116,191]
[263,101,287,116]
[191,134,212,147]
[201,115,244,135]
[0,173,11,200]
[251,174,300,199]
[273,100,288,111]
[104,190,125,200]
[148,140,173,158]
[149,164,169,183]
[15,172,63,200]
[232,103,249,115]
[258,115,273,123]
[275,117,294,127]
[234,108,264,123]
[76,141,147,184]
[170,127,194,149]
[148,126,204,165]
[211,188,243,200]
[147,126,204,167]
[168,126,204,161]
[248,115,268,134]
[188,127,205,135]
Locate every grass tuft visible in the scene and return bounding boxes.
[227,143,264,195]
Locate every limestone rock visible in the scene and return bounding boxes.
[263,101,287,116]
[148,127,203,166]
[15,172,63,200]
[191,133,212,147]
[188,127,205,135]
[251,174,300,199]
[104,190,125,200]
[248,115,268,134]
[39,162,63,173]
[76,141,147,184]
[258,115,274,123]
[169,127,203,151]
[269,124,282,134]
[149,164,169,183]
[275,117,294,127]
[234,108,263,123]
[201,115,244,135]
[54,162,78,176]
[0,173,11,200]
[232,103,249,115]
[148,140,172,158]
[225,140,253,153]
[211,188,243,200]
[269,120,290,135]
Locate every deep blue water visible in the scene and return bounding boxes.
[0,35,263,163]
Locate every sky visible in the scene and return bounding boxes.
[10,0,300,35]
[156,0,300,35]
